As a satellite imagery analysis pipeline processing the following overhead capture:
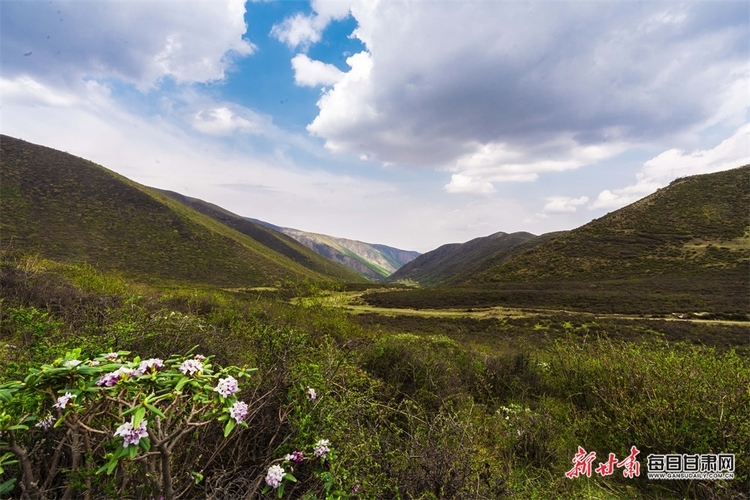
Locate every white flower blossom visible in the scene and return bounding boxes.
[114,419,148,447]
[214,376,239,398]
[180,359,203,376]
[307,387,317,401]
[63,360,81,367]
[229,401,248,423]
[265,464,285,489]
[313,439,330,458]
[53,392,74,409]
[35,415,56,430]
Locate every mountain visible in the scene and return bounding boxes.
[468,165,750,284]
[155,190,365,283]
[250,219,420,281]
[387,231,547,286]
[363,165,750,315]
[0,135,365,286]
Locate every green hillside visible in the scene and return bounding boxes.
[156,190,365,283]
[364,166,750,315]
[470,165,750,284]
[0,135,360,286]
[387,231,548,286]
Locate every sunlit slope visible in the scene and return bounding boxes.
[468,165,750,284]
[157,190,366,283]
[0,135,356,286]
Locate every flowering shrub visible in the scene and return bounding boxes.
[0,348,256,499]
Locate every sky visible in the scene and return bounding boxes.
[1,0,748,253]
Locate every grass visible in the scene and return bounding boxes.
[1,255,748,498]
[0,135,362,287]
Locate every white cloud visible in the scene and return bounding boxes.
[298,1,748,191]
[591,124,750,210]
[271,0,352,50]
[0,0,254,90]
[444,174,496,195]
[291,54,344,87]
[543,196,589,213]
[191,107,265,136]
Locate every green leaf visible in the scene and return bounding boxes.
[132,407,146,429]
[223,418,236,437]
[175,376,190,392]
[127,445,138,459]
[0,478,16,495]
[278,482,285,498]
[145,403,165,418]
[7,425,29,431]
[140,438,151,452]
[284,473,297,483]
[106,459,118,475]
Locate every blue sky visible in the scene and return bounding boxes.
[2,0,748,252]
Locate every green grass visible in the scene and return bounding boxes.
[1,255,747,498]
[0,135,362,287]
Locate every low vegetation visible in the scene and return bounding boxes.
[1,254,747,499]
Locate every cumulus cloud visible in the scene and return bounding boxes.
[0,0,254,90]
[271,0,352,50]
[444,174,496,195]
[291,54,344,87]
[543,196,589,213]
[591,124,750,210]
[298,1,747,190]
[191,107,266,136]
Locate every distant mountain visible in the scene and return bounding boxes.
[156,190,365,283]
[388,231,548,286]
[0,135,365,286]
[250,219,420,281]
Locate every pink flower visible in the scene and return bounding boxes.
[114,419,148,447]
[53,392,74,409]
[97,366,135,387]
[229,401,248,423]
[179,359,203,376]
[105,352,119,361]
[136,358,164,375]
[265,464,285,489]
[214,376,239,398]
[194,354,206,361]
[284,451,304,463]
[35,415,56,430]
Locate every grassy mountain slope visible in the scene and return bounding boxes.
[251,219,420,280]
[364,166,749,315]
[156,190,365,283]
[0,135,358,286]
[469,165,750,284]
[387,231,542,286]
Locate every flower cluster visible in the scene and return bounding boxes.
[214,376,239,398]
[307,387,317,401]
[63,359,81,367]
[194,354,206,361]
[285,451,304,463]
[179,359,203,376]
[54,392,74,409]
[313,439,330,458]
[265,464,285,489]
[136,358,164,375]
[35,414,56,430]
[229,401,248,423]
[97,366,135,387]
[114,419,148,447]
[105,352,119,361]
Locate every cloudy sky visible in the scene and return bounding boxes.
[2,0,748,252]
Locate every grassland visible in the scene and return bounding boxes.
[1,254,747,499]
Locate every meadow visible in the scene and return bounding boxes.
[1,253,747,499]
